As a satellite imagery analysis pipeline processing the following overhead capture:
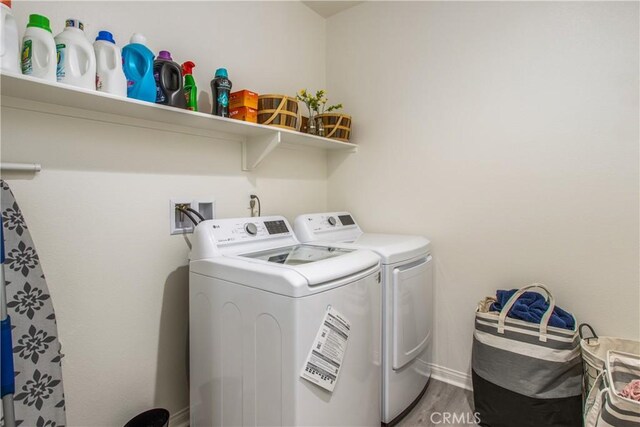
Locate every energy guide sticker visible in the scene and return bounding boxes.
[300,306,350,392]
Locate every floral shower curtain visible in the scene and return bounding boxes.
[1,181,66,427]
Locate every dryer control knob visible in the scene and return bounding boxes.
[245,223,258,236]
[328,216,337,226]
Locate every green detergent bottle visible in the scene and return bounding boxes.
[182,61,198,111]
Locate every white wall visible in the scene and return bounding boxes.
[2,1,327,425]
[4,2,639,424]
[326,1,639,383]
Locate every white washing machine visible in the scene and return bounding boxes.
[294,212,433,425]
[189,215,382,427]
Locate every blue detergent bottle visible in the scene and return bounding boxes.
[122,33,155,102]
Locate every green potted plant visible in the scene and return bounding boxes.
[296,89,343,137]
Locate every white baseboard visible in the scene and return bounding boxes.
[429,363,473,391]
[170,406,189,427]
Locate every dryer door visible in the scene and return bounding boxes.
[392,255,433,370]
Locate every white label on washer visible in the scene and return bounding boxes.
[300,306,350,392]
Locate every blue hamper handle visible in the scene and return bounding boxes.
[1,217,15,398]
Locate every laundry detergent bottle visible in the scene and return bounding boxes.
[54,19,96,89]
[21,14,56,81]
[93,30,126,96]
[0,0,20,74]
[210,68,231,117]
[153,50,186,108]
[182,61,197,111]
[122,33,156,102]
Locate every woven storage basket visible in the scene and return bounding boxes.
[317,113,352,142]
[257,95,298,130]
[579,324,640,399]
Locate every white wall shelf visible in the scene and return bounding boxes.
[0,73,357,171]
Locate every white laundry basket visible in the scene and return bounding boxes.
[579,324,640,399]
[584,350,640,427]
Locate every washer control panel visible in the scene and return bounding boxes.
[264,220,290,235]
[299,213,359,233]
[210,217,292,244]
[293,212,363,243]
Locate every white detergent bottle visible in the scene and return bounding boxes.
[21,13,56,81]
[1,0,20,74]
[93,30,126,96]
[54,19,96,89]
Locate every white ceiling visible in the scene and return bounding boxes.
[303,1,363,18]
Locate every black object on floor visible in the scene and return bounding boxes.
[472,370,582,427]
[124,408,170,427]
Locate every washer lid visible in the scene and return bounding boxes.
[242,244,353,265]
[190,244,380,297]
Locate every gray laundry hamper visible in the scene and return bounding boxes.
[472,284,583,427]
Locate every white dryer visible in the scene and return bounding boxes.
[294,212,433,425]
[189,216,382,427]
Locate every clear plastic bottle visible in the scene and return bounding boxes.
[21,14,57,81]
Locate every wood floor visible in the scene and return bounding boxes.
[396,379,476,427]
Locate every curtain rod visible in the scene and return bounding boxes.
[0,163,42,173]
